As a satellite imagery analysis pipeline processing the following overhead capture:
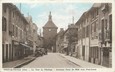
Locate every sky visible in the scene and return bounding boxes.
[14,3,93,35]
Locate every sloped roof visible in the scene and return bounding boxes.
[43,12,58,28]
[43,20,58,28]
[92,3,101,7]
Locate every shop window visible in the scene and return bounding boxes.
[6,44,8,61]
[9,44,11,60]
[89,47,91,57]
[91,47,93,57]
[82,46,85,56]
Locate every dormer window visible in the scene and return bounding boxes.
[101,4,106,11]
[101,4,109,14]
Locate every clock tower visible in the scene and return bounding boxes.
[43,12,58,52]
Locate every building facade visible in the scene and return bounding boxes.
[26,16,34,48]
[25,16,34,55]
[75,3,112,67]
[58,24,78,56]
[32,23,38,54]
[2,3,29,63]
[98,3,112,67]
[37,35,44,48]
[56,28,64,53]
[75,12,90,60]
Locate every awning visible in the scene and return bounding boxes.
[20,43,33,50]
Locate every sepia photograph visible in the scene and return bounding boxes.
[1,0,114,71]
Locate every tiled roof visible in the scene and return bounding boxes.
[43,12,58,28]
[43,20,58,28]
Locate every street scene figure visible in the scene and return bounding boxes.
[2,3,112,68]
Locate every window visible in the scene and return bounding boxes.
[91,24,94,34]
[91,47,93,57]
[96,47,98,58]
[101,19,104,43]
[96,21,98,31]
[20,30,22,40]
[73,47,75,52]
[89,47,91,57]
[105,19,107,30]
[86,25,89,37]
[2,17,7,31]
[82,27,85,38]
[6,44,8,61]
[82,46,85,56]
[2,44,4,62]
[109,14,112,42]
[16,27,18,37]
[12,25,14,36]
[92,12,95,18]
[3,7,6,13]
[102,19,104,30]
[105,19,107,39]
[9,23,13,36]
[14,26,16,37]
[9,44,11,60]
[96,8,98,15]
[91,24,92,34]
[93,47,95,58]
[94,23,96,32]
[13,11,15,18]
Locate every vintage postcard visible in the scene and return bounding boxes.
[0,0,115,72]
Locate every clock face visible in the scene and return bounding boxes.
[49,29,51,31]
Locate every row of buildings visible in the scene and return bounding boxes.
[2,3,43,63]
[56,3,112,67]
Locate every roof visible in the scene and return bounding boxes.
[92,3,101,7]
[75,3,102,26]
[43,20,58,28]
[43,12,58,28]
[4,3,28,24]
[75,11,87,25]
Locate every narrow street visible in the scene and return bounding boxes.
[2,3,112,69]
[22,53,80,68]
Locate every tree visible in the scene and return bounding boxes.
[66,28,78,55]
